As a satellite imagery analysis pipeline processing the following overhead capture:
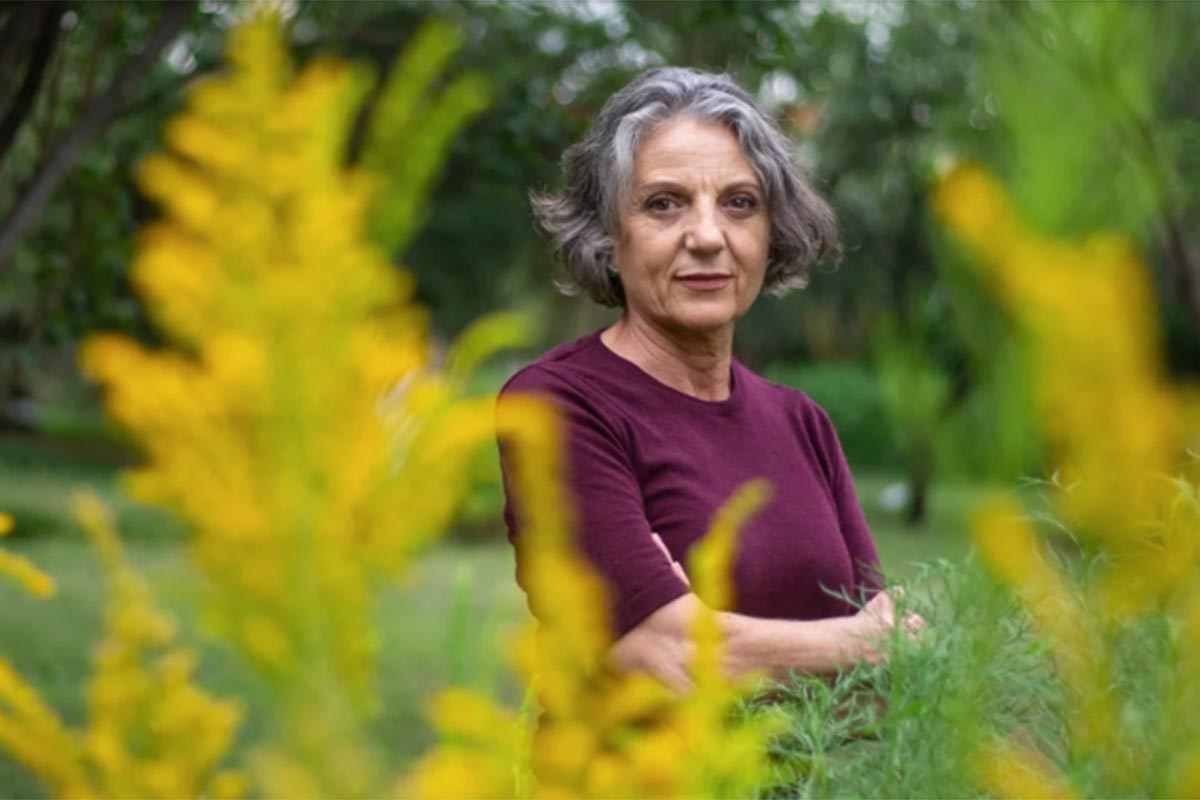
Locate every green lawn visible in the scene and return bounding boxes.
[0,432,983,797]
[853,472,983,577]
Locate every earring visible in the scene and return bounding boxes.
[606,264,619,278]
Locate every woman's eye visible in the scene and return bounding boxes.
[727,194,759,211]
[645,196,677,212]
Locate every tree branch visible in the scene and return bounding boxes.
[0,1,67,165]
[0,0,197,272]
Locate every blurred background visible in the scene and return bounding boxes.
[1,0,1198,787]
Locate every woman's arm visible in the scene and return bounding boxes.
[608,588,912,693]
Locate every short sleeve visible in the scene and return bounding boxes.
[806,400,884,601]
[497,365,692,638]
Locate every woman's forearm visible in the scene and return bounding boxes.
[718,609,871,680]
[608,593,876,691]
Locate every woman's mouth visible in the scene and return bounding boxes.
[677,273,732,290]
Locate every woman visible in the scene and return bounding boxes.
[500,67,921,693]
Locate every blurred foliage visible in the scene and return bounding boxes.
[2,1,1198,494]
[763,361,899,472]
[978,1,1200,373]
[33,11,515,797]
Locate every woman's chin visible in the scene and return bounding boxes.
[666,305,741,336]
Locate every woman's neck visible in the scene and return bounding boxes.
[600,313,734,401]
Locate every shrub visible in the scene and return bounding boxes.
[763,361,902,470]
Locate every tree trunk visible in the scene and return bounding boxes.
[904,439,932,527]
[0,4,44,93]
[1161,213,1200,336]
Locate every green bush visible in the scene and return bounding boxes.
[763,362,902,471]
[760,558,1059,799]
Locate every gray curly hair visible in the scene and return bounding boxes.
[531,66,841,307]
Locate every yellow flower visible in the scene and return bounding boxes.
[936,165,1187,550]
[974,740,1077,800]
[936,164,1200,793]
[407,400,782,799]
[972,498,1116,751]
[0,511,56,598]
[0,494,242,799]
[72,11,497,797]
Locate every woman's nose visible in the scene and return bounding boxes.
[684,204,725,254]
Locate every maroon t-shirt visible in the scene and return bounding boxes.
[498,329,883,639]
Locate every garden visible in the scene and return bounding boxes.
[1,2,1198,798]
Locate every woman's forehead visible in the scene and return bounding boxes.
[633,117,760,188]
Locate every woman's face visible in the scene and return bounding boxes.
[613,116,770,338]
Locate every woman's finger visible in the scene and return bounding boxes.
[651,532,691,586]
[650,532,671,559]
[902,613,926,639]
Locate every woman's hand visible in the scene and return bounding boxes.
[848,588,926,664]
[610,534,926,692]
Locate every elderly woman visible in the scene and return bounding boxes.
[499,67,919,693]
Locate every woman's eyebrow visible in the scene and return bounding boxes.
[723,180,763,194]
[635,178,762,196]
[635,180,688,196]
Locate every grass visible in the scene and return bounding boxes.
[0,525,528,797]
[753,559,1061,799]
[0,431,983,797]
[852,473,983,579]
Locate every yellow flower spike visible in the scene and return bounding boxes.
[972,498,1070,613]
[0,667,95,798]
[130,225,220,344]
[494,395,576,550]
[690,479,772,611]
[58,492,243,798]
[140,760,186,798]
[931,163,1021,266]
[0,660,88,788]
[239,614,293,670]
[164,114,248,174]
[937,165,1184,546]
[0,512,56,598]
[429,688,521,743]
[0,549,56,599]
[80,19,494,787]
[58,7,642,798]
[136,154,222,232]
[1093,516,1200,623]
[937,162,1200,794]
[973,498,1117,752]
[253,750,325,800]
[533,719,600,780]
[401,747,518,800]
[207,334,267,394]
[593,673,674,730]
[71,493,125,569]
[689,479,772,693]
[627,727,686,794]
[584,752,628,798]
[414,395,783,799]
[973,739,1076,800]
[209,770,248,800]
